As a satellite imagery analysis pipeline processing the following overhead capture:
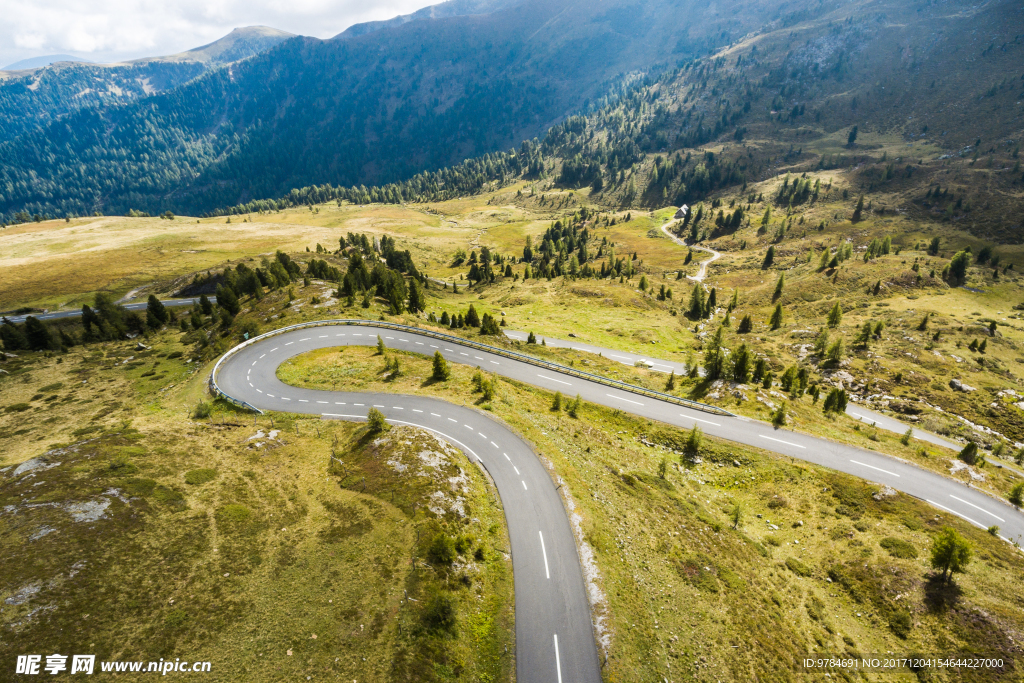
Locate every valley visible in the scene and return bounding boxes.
[2,0,1024,679]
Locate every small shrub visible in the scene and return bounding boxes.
[1009,481,1024,507]
[185,468,217,486]
[366,407,390,434]
[786,557,813,577]
[879,537,918,559]
[193,401,212,419]
[427,533,456,566]
[889,609,912,639]
[422,592,457,634]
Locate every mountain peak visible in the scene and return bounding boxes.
[146,26,297,66]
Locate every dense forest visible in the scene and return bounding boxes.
[0,0,806,222]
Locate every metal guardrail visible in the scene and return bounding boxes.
[209,319,736,417]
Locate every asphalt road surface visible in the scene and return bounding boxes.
[503,329,982,459]
[2,297,214,324]
[215,322,1024,682]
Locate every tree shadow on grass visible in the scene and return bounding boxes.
[922,572,963,613]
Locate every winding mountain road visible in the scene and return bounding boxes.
[214,322,1024,682]
[2,297,213,324]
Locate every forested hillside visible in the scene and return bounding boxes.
[0,0,813,222]
[208,0,1024,242]
[0,27,294,140]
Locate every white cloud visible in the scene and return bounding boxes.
[1,0,436,68]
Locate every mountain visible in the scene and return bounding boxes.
[144,26,296,65]
[338,0,518,39]
[0,0,808,221]
[0,26,295,139]
[1,0,1021,228]
[2,54,92,71]
[210,0,1024,246]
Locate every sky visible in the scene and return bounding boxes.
[1,0,437,68]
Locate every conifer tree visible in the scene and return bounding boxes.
[827,302,843,328]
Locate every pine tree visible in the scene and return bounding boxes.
[199,295,213,315]
[0,319,29,350]
[366,407,390,434]
[732,343,752,382]
[703,326,725,380]
[407,278,425,313]
[665,371,676,390]
[737,314,753,333]
[772,273,785,301]
[432,351,451,381]
[852,195,864,222]
[147,295,168,324]
[466,304,481,327]
[687,283,706,320]
[930,527,972,584]
[827,302,843,328]
[769,303,784,330]
[762,245,775,269]
[376,335,386,355]
[527,331,537,344]
[24,317,57,351]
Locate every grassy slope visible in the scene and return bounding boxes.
[0,323,513,682]
[279,341,1024,681]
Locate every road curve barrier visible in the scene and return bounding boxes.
[209,319,736,417]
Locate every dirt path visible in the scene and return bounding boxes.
[660,221,720,282]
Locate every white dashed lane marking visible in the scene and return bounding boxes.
[760,435,806,449]
[685,415,720,426]
[606,393,643,406]
[850,459,899,477]
[522,481,528,491]
[538,374,572,386]
[513,465,520,475]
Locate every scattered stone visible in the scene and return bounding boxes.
[872,485,898,501]
[135,342,150,351]
[12,457,61,478]
[5,583,40,605]
[65,498,111,523]
[949,379,976,393]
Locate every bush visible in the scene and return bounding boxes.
[958,442,979,465]
[366,407,390,434]
[879,537,918,559]
[427,533,456,565]
[193,401,212,419]
[185,468,217,486]
[889,609,912,639]
[422,592,457,634]
[684,424,703,456]
[431,351,451,381]
[1009,481,1024,507]
[785,557,813,577]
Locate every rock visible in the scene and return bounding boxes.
[949,379,976,393]
[733,460,741,467]
[872,485,898,501]
[890,400,922,415]
[135,342,150,350]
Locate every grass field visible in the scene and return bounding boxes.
[277,342,1024,682]
[0,324,514,682]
